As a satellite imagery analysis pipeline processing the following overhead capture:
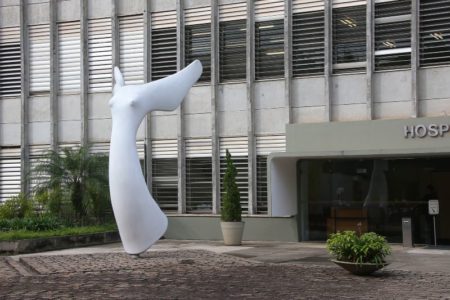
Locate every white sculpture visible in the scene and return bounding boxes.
[109,60,202,255]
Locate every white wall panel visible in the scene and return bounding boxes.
[29,122,51,145]
[88,93,111,119]
[292,106,326,123]
[332,74,366,105]
[59,95,81,121]
[292,77,326,107]
[151,115,179,139]
[89,119,112,142]
[219,111,248,136]
[332,103,367,121]
[185,113,212,138]
[374,101,412,119]
[1,124,21,145]
[255,108,286,135]
[29,96,50,122]
[0,98,21,124]
[218,83,247,111]
[255,80,285,109]
[419,67,450,101]
[374,71,411,103]
[59,121,81,143]
[184,86,211,114]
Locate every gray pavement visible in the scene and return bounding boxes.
[1,240,450,299]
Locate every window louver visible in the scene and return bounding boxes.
[88,18,112,92]
[151,11,177,81]
[375,0,411,71]
[119,15,144,85]
[332,1,367,73]
[255,19,284,80]
[58,21,81,92]
[0,26,21,97]
[256,135,285,214]
[185,7,211,82]
[185,139,212,214]
[219,3,247,82]
[420,0,450,67]
[220,137,248,214]
[29,24,50,94]
[152,140,178,212]
[293,0,325,77]
[0,148,21,202]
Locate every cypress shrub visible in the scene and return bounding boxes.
[221,149,242,222]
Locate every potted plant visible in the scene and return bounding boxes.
[326,231,391,276]
[220,149,244,246]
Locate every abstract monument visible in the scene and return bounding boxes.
[109,60,202,255]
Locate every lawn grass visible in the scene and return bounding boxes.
[0,223,118,241]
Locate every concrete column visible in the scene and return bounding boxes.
[211,1,220,215]
[144,0,152,191]
[284,0,292,124]
[324,0,332,122]
[49,0,59,151]
[20,0,30,194]
[246,0,256,215]
[411,0,419,118]
[176,0,186,214]
[80,0,89,147]
[366,0,374,120]
[111,0,119,70]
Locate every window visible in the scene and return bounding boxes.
[0,26,21,97]
[152,158,178,212]
[119,15,144,85]
[292,8,325,76]
[219,20,246,82]
[151,11,177,81]
[185,24,211,82]
[332,3,366,73]
[256,155,268,214]
[88,18,112,91]
[420,0,450,67]
[29,24,50,94]
[0,147,21,202]
[375,0,411,71]
[186,157,213,213]
[58,21,81,92]
[255,19,284,80]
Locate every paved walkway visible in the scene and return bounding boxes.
[1,240,450,299]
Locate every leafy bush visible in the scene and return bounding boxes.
[326,231,391,265]
[0,194,34,219]
[0,215,63,232]
[221,149,242,222]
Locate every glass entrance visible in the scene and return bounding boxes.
[300,157,450,245]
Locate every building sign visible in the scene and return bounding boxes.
[404,124,450,138]
[428,200,439,215]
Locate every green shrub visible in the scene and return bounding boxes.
[221,149,242,222]
[0,215,63,232]
[326,231,391,265]
[0,193,34,219]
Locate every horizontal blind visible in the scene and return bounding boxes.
[151,11,177,81]
[255,19,284,79]
[29,24,50,93]
[151,139,178,212]
[119,15,144,85]
[419,0,450,67]
[219,2,247,22]
[29,145,51,192]
[0,148,21,202]
[185,7,211,82]
[185,138,212,213]
[293,0,325,76]
[58,21,81,91]
[375,0,411,70]
[220,137,248,213]
[332,0,366,73]
[88,18,112,92]
[0,26,21,97]
[256,135,286,214]
[255,0,285,22]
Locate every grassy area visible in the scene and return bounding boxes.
[0,223,118,241]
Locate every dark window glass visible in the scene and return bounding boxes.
[186,157,212,213]
[152,158,178,212]
[0,42,21,97]
[293,10,325,77]
[219,20,246,82]
[185,24,211,82]
[332,5,366,73]
[256,155,268,214]
[420,0,450,67]
[151,27,177,81]
[375,0,411,71]
[255,19,284,80]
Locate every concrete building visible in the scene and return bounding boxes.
[1,0,449,244]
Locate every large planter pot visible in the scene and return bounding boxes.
[331,259,389,276]
[220,221,245,246]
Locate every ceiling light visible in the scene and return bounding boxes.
[339,17,357,28]
[382,40,396,48]
[430,32,444,40]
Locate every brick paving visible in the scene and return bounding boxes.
[1,250,450,299]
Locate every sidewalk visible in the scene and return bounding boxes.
[2,240,450,299]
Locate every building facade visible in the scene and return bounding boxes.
[0,0,449,244]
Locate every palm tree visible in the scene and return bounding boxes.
[31,146,110,223]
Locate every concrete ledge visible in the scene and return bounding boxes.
[0,231,120,255]
[166,215,299,242]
